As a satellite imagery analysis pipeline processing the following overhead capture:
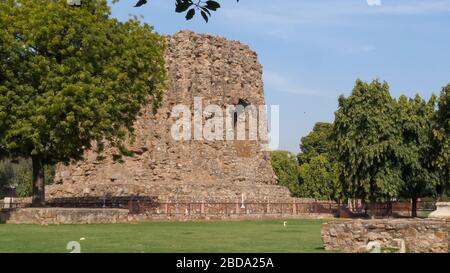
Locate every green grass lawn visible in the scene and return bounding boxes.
[0,219,325,253]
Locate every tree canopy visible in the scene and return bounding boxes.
[0,0,166,205]
[332,80,403,205]
[271,79,448,215]
[296,122,340,201]
[298,154,340,201]
[271,151,301,197]
[298,122,333,165]
[396,95,438,216]
[433,85,450,194]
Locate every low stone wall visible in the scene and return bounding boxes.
[128,213,335,222]
[0,207,334,224]
[322,219,449,253]
[1,208,129,225]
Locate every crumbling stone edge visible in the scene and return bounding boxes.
[321,218,450,253]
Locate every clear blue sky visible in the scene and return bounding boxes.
[110,0,450,153]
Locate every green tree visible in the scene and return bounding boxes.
[433,85,450,197]
[0,0,166,206]
[396,95,438,217]
[298,154,340,201]
[271,151,301,196]
[332,80,403,216]
[298,122,333,165]
[297,122,341,200]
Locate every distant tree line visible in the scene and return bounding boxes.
[272,79,450,217]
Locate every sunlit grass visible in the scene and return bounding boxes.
[0,219,325,253]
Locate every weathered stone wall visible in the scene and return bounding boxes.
[0,207,333,225]
[321,219,449,253]
[47,30,294,203]
[1,208,129,225]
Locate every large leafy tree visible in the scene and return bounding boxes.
[297,122,333,165]
[396,95,438,217]
[271,151,301,197]
[0,0,166,206]
[332,80,403,216]
[433,85,450,196]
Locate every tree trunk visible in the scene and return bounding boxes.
[436,184,444,202]
[31,156,45,207]
[369,202,376,219]
[411,197,417,218]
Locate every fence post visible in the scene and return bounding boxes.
[281,203,283,216]
[165,200,169,215]
[201,200,205,215]
[293,200,296,215]
[236,200,240,215]
[266,200,270,215]
[127,200,132,213]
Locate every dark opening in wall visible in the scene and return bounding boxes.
[233,99,250,128]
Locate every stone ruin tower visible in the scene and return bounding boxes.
[47,31,294,203]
